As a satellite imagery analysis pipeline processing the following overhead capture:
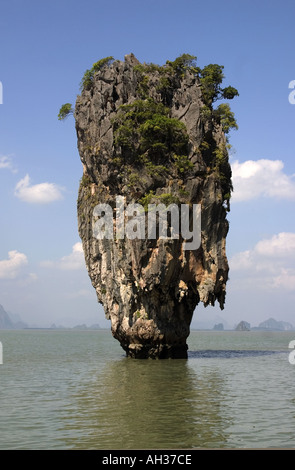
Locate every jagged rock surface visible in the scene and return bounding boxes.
[75,54,231,358]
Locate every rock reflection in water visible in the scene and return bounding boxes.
[64,358,231,449]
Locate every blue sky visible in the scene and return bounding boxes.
[0,0,294,328]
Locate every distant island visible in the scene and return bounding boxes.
[0,303,294,332]
[49,323,101,330]
[0,304,28,329]
[235,321,251,331]
[0,304,101,330]
[216,318,294,332]
[251,318,294,331]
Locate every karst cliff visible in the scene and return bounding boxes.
[73,53,237,358]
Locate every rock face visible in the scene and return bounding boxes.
[75,54,232,358]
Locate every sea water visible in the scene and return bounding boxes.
[0,329,294,449]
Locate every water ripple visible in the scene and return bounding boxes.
[188,349,286,359]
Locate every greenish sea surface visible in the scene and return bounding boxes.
[0,329,294,449]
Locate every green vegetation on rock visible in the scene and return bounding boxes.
[213,103,238,135]
[138,190,180,210]
[112,98,189,163]
[165,53,199,75]
[80,56,114,90]
[59,52,239,139]
[58,103,73,120]
[61,53,238,211]
[199,63,238,106]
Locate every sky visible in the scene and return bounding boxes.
[0,0,294,329]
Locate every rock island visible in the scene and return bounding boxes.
[60,53,238,358]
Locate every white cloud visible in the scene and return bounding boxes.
[230,232,295,291]
[14,174,64,203]
[41,243,85,270]
[59,243,85,270]
[0,250,28,279]
[231,159,295,202]
[0,155,17,173]
[255,232,295,257]
[229,250,252,270]
[273,269,295,291]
